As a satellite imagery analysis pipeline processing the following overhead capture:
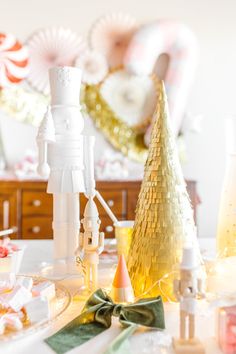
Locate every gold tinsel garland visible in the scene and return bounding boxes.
[1,74,187,167]
[0,80,154,163]
[0,86,48,126]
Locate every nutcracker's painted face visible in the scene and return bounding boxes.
[82,217,101,232]
[52,106,84,134]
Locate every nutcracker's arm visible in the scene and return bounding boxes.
[37,107,55,178]
[97,232,104,254]
[197,277,205,298]
[173,279,181,301]
[83,136,96,198]
[75,232,84,257]
[37,141,50,177]
[79,232,84,251]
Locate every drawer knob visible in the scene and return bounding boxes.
[105,225,113,233]
[32,226,41,234]
[33,200,41,207]
[107,199,114,207]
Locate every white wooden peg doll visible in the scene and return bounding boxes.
[77,197,104,291]
[173,247,205,354]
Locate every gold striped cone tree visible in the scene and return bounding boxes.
[127,81,198,301]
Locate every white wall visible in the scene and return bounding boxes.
[1,0,236,238]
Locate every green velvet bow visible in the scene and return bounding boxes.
[45,288,165,354]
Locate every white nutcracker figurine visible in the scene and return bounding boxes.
[37,67,85,268]
[37,66,116,277]
[173,247,205,354]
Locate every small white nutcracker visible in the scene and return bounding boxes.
[77,132,104,291]
[78,197,104,291]
[173,247,205,354]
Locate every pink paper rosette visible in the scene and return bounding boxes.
[89,13,137,68]
[26,27,85,95]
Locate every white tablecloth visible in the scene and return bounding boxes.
[0,238,222,354]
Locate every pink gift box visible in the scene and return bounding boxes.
[218,306,236,353]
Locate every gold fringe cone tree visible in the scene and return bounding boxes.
[127,81,198,301]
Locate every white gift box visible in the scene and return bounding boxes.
[0,247,25,274]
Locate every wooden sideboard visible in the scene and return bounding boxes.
[0,179,199,239]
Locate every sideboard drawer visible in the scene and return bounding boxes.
[80,190,126,217]
[0,179,199,240]
[0,188,18,239]
[22,217,53,239]
[22,191,52,216]
[99,216,115,238]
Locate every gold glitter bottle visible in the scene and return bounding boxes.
[127,81,198,301]
[217,116,236,257]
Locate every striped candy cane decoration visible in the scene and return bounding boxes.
[124,20,197,141]
[0,33,29,88]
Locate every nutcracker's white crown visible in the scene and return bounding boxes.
[49,66,82,106]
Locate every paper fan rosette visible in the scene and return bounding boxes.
[100,70,157,130]
[75,50,108,85]
[26,27,85,95]
[89,13,137,68]
[82,70,159,163]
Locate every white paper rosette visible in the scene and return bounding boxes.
[75,50,108,85]
[90,13,137,68]
[100,70,156,128]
